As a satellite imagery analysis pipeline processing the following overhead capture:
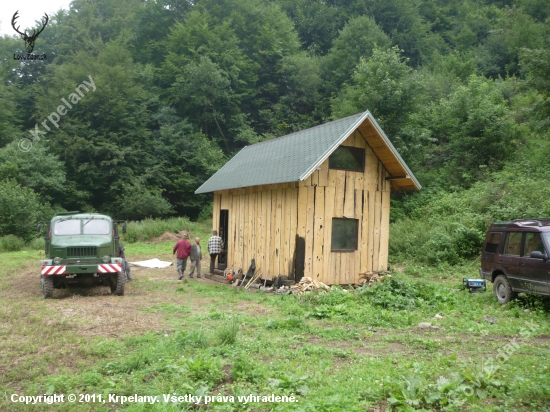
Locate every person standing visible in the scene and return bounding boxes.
[189,237,202,278]
[173,236,192,280]
[207,230,224,274]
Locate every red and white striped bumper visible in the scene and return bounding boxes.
[97,264,122,273]
[41,266,66,275]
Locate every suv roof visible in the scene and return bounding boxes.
[491,218,550,230]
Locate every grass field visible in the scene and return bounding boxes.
[0,238,549,411]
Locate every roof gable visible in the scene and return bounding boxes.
[195,111,420,194]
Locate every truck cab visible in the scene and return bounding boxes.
[40,212,127,298]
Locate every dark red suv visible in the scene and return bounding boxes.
[480,219,550,304]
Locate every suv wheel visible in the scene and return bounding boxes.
[493,275,517,304]
[41,275,53,299]
[110,271,126,296]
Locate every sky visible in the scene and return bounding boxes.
[0,0,72,37]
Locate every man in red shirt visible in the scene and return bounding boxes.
[173,236,192,280]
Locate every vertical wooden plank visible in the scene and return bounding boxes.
[297,187,307,238]
[373,191,382,271]
[364,146,378,191]
[323,187,335,284]
[328,169,337,188]
[304,187,315,279]
[312,186,325,281]
[251,193,257,269]
[335,253,342,285]
[334,170,345,217]
[355,131,367,148]
[318,160,329,187]
[270,190,278,277]
[310,170,319,187]
[355,171,364,192]
[360,191,369,274]
[343,171,355,218]
[281,190,290,276]
[239,195,245,270]
[275,189,283,276]
[354,189,363,284]
[213,193,220,233]
[264,191,272,279]
[230,195,236,269]
[288,188,298,278]
[379,191,391,271]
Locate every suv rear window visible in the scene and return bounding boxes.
[503,232,522,255]
[485,232,501,253]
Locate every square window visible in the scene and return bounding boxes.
[329,146,365,172]
[503,232,522,256]
[331,218,359,251]
[484,232,501,254]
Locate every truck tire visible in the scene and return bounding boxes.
[493,275,517,304]
[110,271,126,296]
[41,275,53,299]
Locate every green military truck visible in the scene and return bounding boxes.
[39,212,128,298]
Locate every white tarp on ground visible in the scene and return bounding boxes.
[129,258,173,268]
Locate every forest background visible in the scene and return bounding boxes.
[1,0,549,266]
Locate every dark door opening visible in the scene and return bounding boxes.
[218,210,229,267]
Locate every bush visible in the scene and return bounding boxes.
[216,319,239,345]
[122,217,193,243]
[0,235,24,252]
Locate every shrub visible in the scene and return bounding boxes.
[216,319,239,345]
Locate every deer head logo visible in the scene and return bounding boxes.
[11,11,49,54]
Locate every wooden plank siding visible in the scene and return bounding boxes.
[211,130,392,284]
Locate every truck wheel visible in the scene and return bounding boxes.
[110,271,126,296]
[493,275,517,304]
[41,275,53,299]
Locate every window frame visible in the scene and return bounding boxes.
[484,232,502,254]
[330,218,359,252]
[328,145,365,173]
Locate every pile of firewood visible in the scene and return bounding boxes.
[357,271,391,287]
[289,277,330,295]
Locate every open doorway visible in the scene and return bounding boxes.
[218,210,229,267]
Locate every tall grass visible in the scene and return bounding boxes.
[122,217,210,243]
[0,235,44,253]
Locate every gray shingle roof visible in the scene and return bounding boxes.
[195,111,419,194]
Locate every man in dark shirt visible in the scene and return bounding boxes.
[173,236,192,280]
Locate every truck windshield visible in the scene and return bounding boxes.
[83,219,110,235]
[53,219,111,235]
[54,219,81,235]
[543,233,550,250]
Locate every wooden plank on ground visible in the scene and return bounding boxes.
[344,171,355,218]
[323,186,335,284]
[313,186,325,281]
[304,187,315,279]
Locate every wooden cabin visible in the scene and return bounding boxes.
[195,110,421,285]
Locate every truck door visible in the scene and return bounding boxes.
[519,232,550,295]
